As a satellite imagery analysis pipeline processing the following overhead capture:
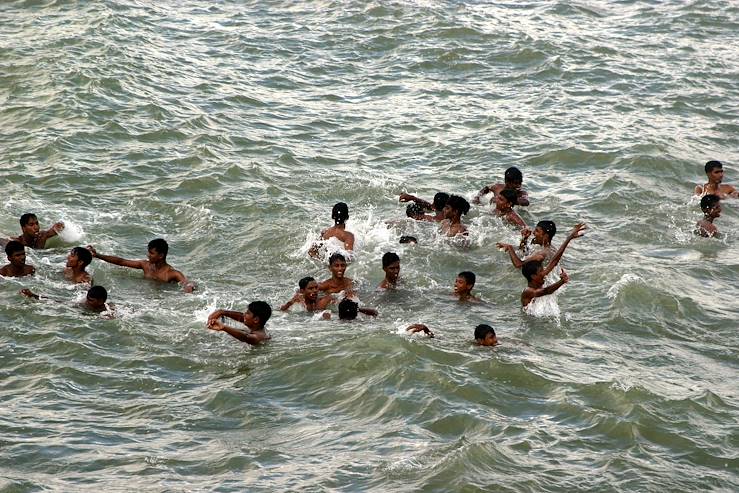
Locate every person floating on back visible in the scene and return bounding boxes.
[399,192,449,222]
[474,324,498,346]
[310,202,355,257]
[695,194,721,238]
[318,253,354,296]
[280,276,334,312]
[207,301,272,345]
[378,252,400,290]
[86,238,195,292]
[497,220,557,269]
[21,285,113,316]
[64,246,93,284]
[9,213,65,249]
[1,241,35,277]
[694,160,737,199]
[494,189,528,230]
[473,166,530,206]
[440,195,470,237]
[454,271,480,302]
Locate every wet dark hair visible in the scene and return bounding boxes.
[432,192,450,212]
[147,238,169,257]
[504,166,523,184]
[705,160,723,173]
[87,285,108,302]
[20,213,37,227]
[499,188,518,206]
[474,324,496,341]
[382,252,400,268]
[71,246,92,267]
[332,202,349,225]
[536,220,556,240]
[522,260,543,282]
[328,252,346,265]
[446,195,470,215]
[298,276,315,290]
[338,298,358,320]
[406,203,425,218]
[458,271,476,286]
[700,194,720,212]
[5,240,24,256]
[399,236,417,244]
[248,301,272,327]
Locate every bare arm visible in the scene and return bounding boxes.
[406,324,434,338]
[694,184,703,195]
[472,184,495,204]
[358,307,378,317]
[317,295,335,310]
[207,320,263,345]
[344,232,355,251]
[87,246,144,269]
[496,243,528,269]
[207,309,245,325]
[542,223,586,278]
[399,193,433,210]
[169,268,195,293]
[517,190,530,207]
[42,222,64,241]
[506,211,528,230]
[280,293,303,311]
[523,271,569,306]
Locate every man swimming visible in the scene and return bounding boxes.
[494,189,527,230]
[473,166,530,206]
[694,160,737,199]
[440,195,470,237]
[1,241,35,277]
[64,246,93,284]
[337,298,378,320]
[497,220,557,268]
[21,285,113,315]
[399,192,449,222]
[378,252,400,290]
[280,276,335,312]
[695,194,721,238]
[454,271,480,302]
[318,253,354,296]
[310,202,355,257]
[207,301,272,345]
[86,238,195,292]
[474,324,498,346]
[9,213,65,249]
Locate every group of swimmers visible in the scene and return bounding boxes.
[2,160,733,347]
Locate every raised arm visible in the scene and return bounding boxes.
[542,223,586,277]
[507,211,528,230]
[497,243,526,269]
[87,246,144,269]
[523,271,569,306]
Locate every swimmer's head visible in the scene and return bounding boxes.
[504,166,523,187]
[535,220,556,243]
[328,252,346,266]
[406,203,425,219]
[298,276,315,290]
[474,324,498,346]
[705,160,723,174]
[700,194,721,218]
[522,260,544,283]
[147,238,169,259]
[498,189,518,209]
[382,252,400,283]
[454,271,476,295]
[86,285,108,310]
[68,246,92,268]
[338,298,358,320]
[246,301,272,328]
[332,202,349,225]
[329,253,347,278]
[704,160,724,183]
[382,252,400,268]
[5,240,25,264]
[399,235,418,245]
[432,192,450,212]
[444,195,470,218]
[19,213,39,235]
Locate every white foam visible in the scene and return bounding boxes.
[56,220,84,243]
[607,273,643,300]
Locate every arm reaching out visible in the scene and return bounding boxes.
[542,223,586,277]
[87,245,145,269]
[522,270,570,306]
[406,323,434,338]
[207,319,263,345]
[399,193,433,210]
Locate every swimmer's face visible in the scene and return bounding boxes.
[531,267,546,286]
[66,251,79,268]
[454,276,472,294]
[303,281,319,301]
[708,203,722,219]
[85,296,106,311]
[707,167,724,183]
[8,250,26,266]
[477,333,498,347]
[495,194,511,210]
[243,309,259,329]
[383,261,400,282]
[505,180,522,191]
[147,248,164,263]
[330,259,347,278]
[22,217,40,236]
[443,204,458,219]
[533,226,546,245]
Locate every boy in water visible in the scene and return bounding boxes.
[695,194,721,238]
[1,241,35,277]
[521,263,569,308]
[399,192,449,222]
[474,324,498,346]
[694,160,737,199]
[280,276,335,312]
[454,271,480,302]
[473,166,530,206]
[318,253,354,296]
[497,220,557,268]
[337,298,378,320]
[404,203,436,222]
[494,189,528,230]
[207,301,272,345]
[10,213,65,249]
[64,246,93,284]
[86,238,195,292]
[310,202,355,257]
[378,252,400,290]
[21,285,113,315]
[440,195,470,237]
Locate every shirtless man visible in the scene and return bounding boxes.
[473,166,530,206]
[318,253,354,295]
[494,189,527,230]
[10,213,64,249]
[22,285,112,315]
[440,195,470,237]
[206,301,272,346]
[694,161,738,199]
[454,271,480,302]
[0,241,35,277]
[310,202,355,257]
[497,220,557,269]
[280,276,335,312]
[64,246,93,284]
[337,298,377,320]
[399,192,449,222]
[521,264,569,308]
[695,194,721,238]
[474,324,498,346]
[86,238,195,292]
[378,252,400,290]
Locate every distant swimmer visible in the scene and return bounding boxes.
[497,220,557,269]
[280,276,335,312]
[695,194,721,238]
[521,264,569,308]
[454,271,480,302]
[473,166,529,207]
[494,189,528,230]
[474,324,498,346]
[378,252,400,290]
[399,192,449,222]
[1,241,35,277]
[309,202,355,258]
[405,324,435,338]
[206,301,272,345]
[64,246,93,284]
[8,213,64,249]
[694,160,738,199]
[440,195,470,237]
[86,238,196,293]
[22,285,113,316]
[318,253,354,296]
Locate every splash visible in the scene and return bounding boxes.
[606,273,643,300]
[56,219,85,243]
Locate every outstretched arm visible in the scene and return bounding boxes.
[497,243,526,268]
[87,246,144,269]
[207,309,244,325]
[399,193,433,210]
[207,319,262,345]
[406,323,434,338]
[358,307,378,317]
[43,222,64,241]
[506,211,528,230]
[542,223,586,277]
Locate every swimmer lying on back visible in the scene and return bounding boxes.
[21,285,114,316]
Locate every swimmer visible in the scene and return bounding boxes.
[695,194,721,238]
[1,241,35,277]
[404,203,436,222]
[207,301,272,345]
[21,285,113,315]
[318,253,354,296]
[494,189,527,230]
[280,276,335,312]
[336,298,377,320]
[64,246,93,284]
[378,252,400,290]
[497,220,557,268]
[454,271,480,302]
[10,213,64,249]
[473,166,530,206]
[521,263,569,308]
[86,238,196,293]
[474,324,498,346]
[310,202,355,257]
[399,235,418,245]
[399,192,449,222]
[440,195,470,237]
[694,160,738,199]
[405,324,435,338]
[503,222,585,274]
